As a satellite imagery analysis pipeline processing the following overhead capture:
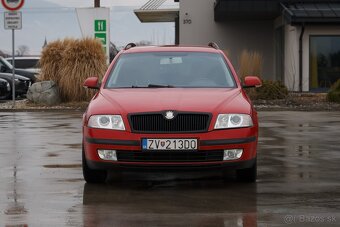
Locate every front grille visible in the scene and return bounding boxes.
[129,112,211,133]
[117,150,224,162]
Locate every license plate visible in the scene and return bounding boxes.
[142,139,198,150]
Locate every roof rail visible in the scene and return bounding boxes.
[124,43,137,50]
[208,42,220,50]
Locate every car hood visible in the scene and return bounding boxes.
[90,88,251,114]
[15,68,37,76]
[0,73,30,81]
[12,69,37,82]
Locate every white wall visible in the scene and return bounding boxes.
[179,0,275,80]
[284,25,300,91]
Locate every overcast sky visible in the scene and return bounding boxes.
[0,0,177,55]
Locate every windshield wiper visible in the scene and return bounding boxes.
[129,84,174,88]
[147,84,174,88]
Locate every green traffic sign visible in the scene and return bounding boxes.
[94,20,106,32]
[95,33,106,45]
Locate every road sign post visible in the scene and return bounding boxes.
[2,0,24,108]
[11,29,15,107]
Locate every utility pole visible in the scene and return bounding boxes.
[94,0,100,7]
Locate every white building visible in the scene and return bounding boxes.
[135,0,340,92]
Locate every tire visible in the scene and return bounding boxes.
[0,87,10,100]
[82,146,107,184]
[0,80,12,100]
[236,159,257,183]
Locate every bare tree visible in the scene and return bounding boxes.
[0,49,7,57]
[16,45,30,56]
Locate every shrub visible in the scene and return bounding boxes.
[247,80,288,100]
[327,79,340,103]
[39,38,107,102]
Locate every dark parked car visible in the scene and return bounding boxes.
[0,73,30,99]
[0,56,37,83]
[5,56,41,74]
[0,78,10,100]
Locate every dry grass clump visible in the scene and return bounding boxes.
[59,38,107,101]
[39,38,75,83]
[237,50,288,100]
[39,38,107,102]
[238,50,263,79]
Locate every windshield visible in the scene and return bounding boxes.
[0,57,13,70]
[105,52,236,88]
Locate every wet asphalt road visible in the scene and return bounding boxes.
[0,111,339,227]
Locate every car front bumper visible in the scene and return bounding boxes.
[86,157,256,172]
[83,126,258,170]
[15,80,29,96]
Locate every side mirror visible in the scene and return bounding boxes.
[84,77,100,89]
[243,76,262,88]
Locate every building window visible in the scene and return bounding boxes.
[310,36,340,91]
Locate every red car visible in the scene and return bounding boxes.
[82,43,261,184]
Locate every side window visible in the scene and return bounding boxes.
[16,60,28,68]
[15,60,24,68]
[5,59,39,68]
[19,60,28,68]
[24,60,39,68]
[0,61,6,72]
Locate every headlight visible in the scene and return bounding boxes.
[88,115,125,130]
[214,114,253,129]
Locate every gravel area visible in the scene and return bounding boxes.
[0,99,88,112]
[253,93,340,111]
[0,93,339,112]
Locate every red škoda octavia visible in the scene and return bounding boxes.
[82,43,261,183]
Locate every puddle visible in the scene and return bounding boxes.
[46,153,59,157]
[4,205,28,215]
[43,164,81,168]
[67,144,82,149]
[57,178,83,183]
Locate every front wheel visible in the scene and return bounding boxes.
[0,81,12,100]
[236,159,257,183]
[82,146,107,184]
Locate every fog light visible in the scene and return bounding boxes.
[98,149,117,161]
[223,149,243,160]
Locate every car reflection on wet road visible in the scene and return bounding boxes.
[0,111,339,226]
